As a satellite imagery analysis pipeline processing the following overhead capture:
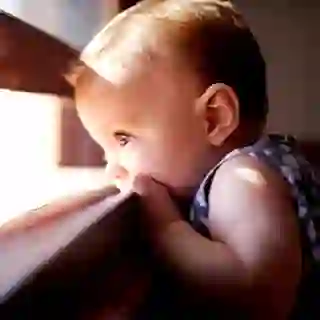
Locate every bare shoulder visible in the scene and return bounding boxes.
[208,153,296,225]
[207,153,302,318]
[212,153,292,202]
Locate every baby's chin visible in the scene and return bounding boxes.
[168,187,196,219]
[163,183,197,207]
[168,185,196,199]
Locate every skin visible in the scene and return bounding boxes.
[76,54,302,318]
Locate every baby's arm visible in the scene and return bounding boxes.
[138,155,302,319]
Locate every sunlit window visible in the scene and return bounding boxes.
[0,90,106,226]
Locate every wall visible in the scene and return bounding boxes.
[235,0,320,140]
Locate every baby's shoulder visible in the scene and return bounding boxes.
[191,150,293,234]
[210,152,291,199]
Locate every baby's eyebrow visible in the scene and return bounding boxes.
[113,130,133,137]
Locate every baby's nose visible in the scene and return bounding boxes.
[105,163,129,183]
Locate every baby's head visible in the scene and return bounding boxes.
[73,0,267,196]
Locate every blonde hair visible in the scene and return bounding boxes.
[72,0,268,121]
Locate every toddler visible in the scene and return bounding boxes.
[70,0,320,318]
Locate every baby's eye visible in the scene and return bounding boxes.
[114,131,132,147]
[118,136,129,147]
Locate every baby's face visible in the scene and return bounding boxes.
[76,58,212,196]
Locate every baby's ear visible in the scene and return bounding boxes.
[196,83,240,146]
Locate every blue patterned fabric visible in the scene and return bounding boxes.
[191,134,320,264]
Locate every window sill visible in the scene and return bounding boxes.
[0,167,106,226]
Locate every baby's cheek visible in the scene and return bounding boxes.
[120,142,183,187]
[120,150,145,177]
[123,149,164,181]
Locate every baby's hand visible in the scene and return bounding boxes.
[132,175,182,233]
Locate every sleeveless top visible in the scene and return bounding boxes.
[190,134,320,318]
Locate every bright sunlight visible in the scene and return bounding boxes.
[0,90,106,226]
